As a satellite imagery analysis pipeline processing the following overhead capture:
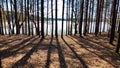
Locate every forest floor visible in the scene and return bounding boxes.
[0,32,120,68]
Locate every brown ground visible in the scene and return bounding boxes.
[0,33,120,68]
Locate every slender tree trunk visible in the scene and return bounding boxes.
[83,0,89,36]
[14,0,19,34]
[66,0,69,35]
[27,0,30,35]
[46,0,49,35]
[41,0,44,39]
[21,0,24,34]
[6,0,11,35]
[88,0,91,33]
[70,0,74,35]
[68,0,70,35]
[79,0,84,37]
[90,0,94,33]
[55,0,58,38]
[95,0,101,36]
[32,0,35,35]
[115,0,119,32]
[51,0,54,37]
[3,13,7,35]
[2,1,6,35]
[37,0,40,36]
[99,0,104,35]
[74,0,77,35]
[25,0,27,35]
[0,5,3,35]
[10,0,14,34]
[61,0,65,37]
[109,0,118,44]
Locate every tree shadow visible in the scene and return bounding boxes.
[61,37,88,68]
[68,35,120,67]
[1,36,37,58]
[0,36,39,68]
[45,38,53,68]
[12,38,44,68]
[0,36,26,49]
[45,37,67,68]
[56,38,67,68]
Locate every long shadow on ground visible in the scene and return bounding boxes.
[68,35,120,67]
[45,38,53,68]
[61,37,88,68]
[56,38,67,68]
[12,38,44,68]
[45,37,67,68]
[1,36,37,59]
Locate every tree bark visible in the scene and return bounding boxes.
[0,5,3,35]
[14,0,19,34]
[109,0,118,44]
[61,0,65,37]
[83,0,89,36]
[41,0,44,39]
[46,0,49,35]
[51,0,54,37]
[95,0,101,36]
[79,0,84,37]
[55,0,58,38]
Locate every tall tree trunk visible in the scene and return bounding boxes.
[79,0,84,37]
[70,0,74,35]
[46,0,49,35]
[0,5,3,35]
[2,0,7,35]
[88,0,91,33]
[61,0,65,37]
[37,0,40,36]
[55,0,58,38]
[74,0,77,35]
[21,0,24,34]
[68,0,70,35]
[10,0,14,34]
[25,0,27,35]
[99,0,104,35]
[27,0,30,35]
[32,0,35,35]
[95,0,101,36]
[41,0,44,39]
[66,0,69,35]
[51,0,54,37]
[109,0,118,44]
[90,0,94,33]
[83,0,89,36]
[6,0,11,35]
[14,0,19,34]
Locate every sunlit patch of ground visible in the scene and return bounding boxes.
[0,33,120,68]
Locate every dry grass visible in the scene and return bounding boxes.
[0,33,120,68]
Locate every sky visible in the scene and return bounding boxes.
[2,0,67,19]
[44,0,67,18]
